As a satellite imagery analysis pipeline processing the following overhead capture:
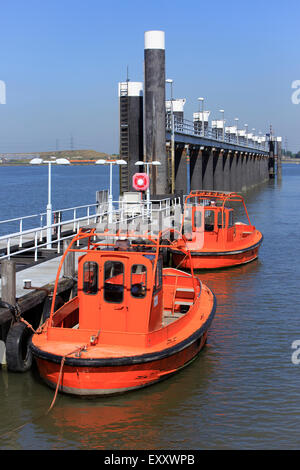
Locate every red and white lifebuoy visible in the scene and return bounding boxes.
[132,173,149,191]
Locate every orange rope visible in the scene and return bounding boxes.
[46,344,88,415]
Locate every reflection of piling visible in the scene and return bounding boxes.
[144,30,167,195]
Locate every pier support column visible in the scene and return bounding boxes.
[213,149,224,191]
[144,30,167,194]
[251,154,256,188]
[251,154,257,187]
[245,154,251,189]
[255,154,260,186]
[241,153,247,192]
[175,145,188,195]
[264,156,269,181]
[223,151,230,191]
[190,146,202,191]
[229,151,237,192]
[202,148,214,190]
[235,152,242,192]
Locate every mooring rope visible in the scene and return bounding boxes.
[46,343,88,415]
[0,342,89,440]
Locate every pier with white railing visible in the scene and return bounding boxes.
[118,30,282,196]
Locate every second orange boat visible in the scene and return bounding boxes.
[170,190,263,270]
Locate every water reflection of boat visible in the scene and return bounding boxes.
[171,191,263,270]
[31,228,216,397]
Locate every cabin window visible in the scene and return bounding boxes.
[193,210,202,229]
[83,262,98,295]
[204,210,215,232]
[183,206,193,236]
[104,261,124,303]
[155,258,163,292]
[218,211,224,228]
[228,211,234,228]
[131,264,147,298]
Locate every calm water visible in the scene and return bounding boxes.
[0,164,120,235]
[0,164,300,450]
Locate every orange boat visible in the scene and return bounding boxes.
[170,190,263,270]
[30,227,216,396]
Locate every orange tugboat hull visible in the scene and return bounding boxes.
[32,330,210,396]
[172,239,262,270]
[30,229,217,397]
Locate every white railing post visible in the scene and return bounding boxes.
[7,238,11,260]
[34,231,38,261]
[19,219,23,247]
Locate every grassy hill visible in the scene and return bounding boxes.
[1,149,118,164]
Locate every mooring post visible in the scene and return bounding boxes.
[1,260,16,306]
[0,260,16,365]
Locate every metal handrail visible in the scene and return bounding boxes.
[0,197,181,261]
[166,115,267,151]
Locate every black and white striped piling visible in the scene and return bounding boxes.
[144,30,167,195]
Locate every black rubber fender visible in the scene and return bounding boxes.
[41,295,64,324]
[6,322,33,372]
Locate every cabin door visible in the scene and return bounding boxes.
[79,258,101,330]
[100,256,129,331]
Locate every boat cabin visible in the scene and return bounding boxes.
[180,190,254,249]
[77,248,164,334]
[183,203,235,247]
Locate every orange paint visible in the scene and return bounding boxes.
[171,190,263,270]
[31,228,216,396]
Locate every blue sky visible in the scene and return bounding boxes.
[0,0,299,154]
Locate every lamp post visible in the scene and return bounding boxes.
[30,157,71,249]
[135,160,161,217]
[219,109,225,141]
[235,118,239,145]
[245,124,248,146]
[258,131,262,150]
[96,159,127,223]
[198,97,204,136]
[166,79,175,193]
[252,129,256,149]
